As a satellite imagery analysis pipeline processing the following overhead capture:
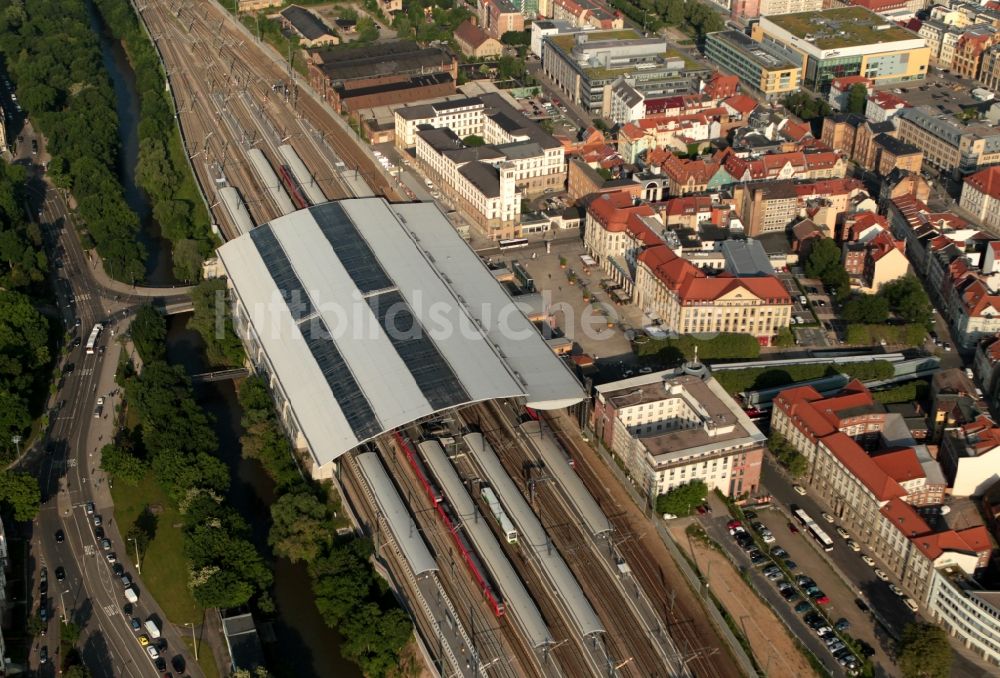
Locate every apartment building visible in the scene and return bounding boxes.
[552,0,624,30]
[705,30,802,101]
[479,0,525,40]
[454,20,504,59]
[730,0,822,20]
[895,106,1000,177]
[634,246,791,345]
[866,90,910,123]
[735,177,866,237]
[872,134,923,176]
[591,365,766,501]
[752,8,929,91]
[542,29,710,114]
[617,110,727,164]
[842,229,910,293]
[960,165,1000,231]
[926,567,1000,668]
[583,191,665,295]
[953,25,1000,79]
[395,97,487,148]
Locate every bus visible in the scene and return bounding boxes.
[498,237,529,250]
[792,507,834,551]
[85,324,103,355]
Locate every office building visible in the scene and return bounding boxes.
[705,30,802,100]
[894,105,1000,176]
[751,7,929,91]
[960,165,1000,230]
[591,365,766,501]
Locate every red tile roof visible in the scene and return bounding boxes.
[871,448,925,483]
[822,432,907,501]
[879,497,932,537]
[964,165,1000,201]
[723,94,758,116]
[587,191,654,233]
[454,20,492,50]
[637,246,790,304]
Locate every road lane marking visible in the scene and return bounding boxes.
[84,544,95,557]
[104,604,118,617]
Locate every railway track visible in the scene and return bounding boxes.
[471,403,674,678]
[542,412,744,678]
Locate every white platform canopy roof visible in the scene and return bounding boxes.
[218,198,583,466]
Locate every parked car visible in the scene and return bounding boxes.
[771,546,788,558]
[834,618,850,632]
[889,583,904,597]
[861,555,876,567]
[904,597,919,612]
[93,514,102,527]
[86,502,95,515]
[792,484,807,495]
[836,526,850,539]
[761,532,776,544]
[874,568,890,581]
[784,559,798,570]
[100,538,112,551]
[846,539,861,552]
[855,598,870,614]
[795,575,815,587]
[131,617,142,632]
[727,519,742,530]
[821,512,835,523]
[146,646,159,660]
[794,601,812,614]
[39,646,48,664]
[787,522,799,533]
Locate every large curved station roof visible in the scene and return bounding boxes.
[218,198,583,466]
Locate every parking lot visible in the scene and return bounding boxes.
[887,76,989,119]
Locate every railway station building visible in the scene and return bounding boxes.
[216,198,584,480]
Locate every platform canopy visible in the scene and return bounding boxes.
[218,198,583,466]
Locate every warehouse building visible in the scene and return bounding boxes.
[217,199,584,479]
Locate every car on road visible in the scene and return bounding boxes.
[100,538,112,551]
[106,552,117,564]
[889,583,904,596]
[834,618,850,631]
[146,646,159,660]
[39,646,48,664]
[861,554,876,567]
[55,567,65,582]
[62,363,74,375]
[727,519,742,530]
[86,502,95,515]
[93,514,102,527]
[139,635,150,646]
[787,521,799,533]
[112,563,125,576]
[792,484,807,495]
[835,526,850,539]
[904,597,919,612]
[55,529,64,543]
[874,568,890,581]
[121,574,133,588]
[131,617,142,632]
[855,598,870,614]
[821,512,835,523]
[94,527,104,540]
[846,539,861,552]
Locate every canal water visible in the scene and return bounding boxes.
[87,0,178,285]
[165,313,360,678]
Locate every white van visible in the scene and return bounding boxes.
[144,619,161,639]
[124,586,138,604]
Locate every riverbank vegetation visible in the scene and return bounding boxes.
[0,0,146,280]
[238,375,414,676]
[189,279,245,368]
[106,306,271,613]
[713,360,895,395]
[93,0,215,281]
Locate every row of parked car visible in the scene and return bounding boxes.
[728,517,865,674]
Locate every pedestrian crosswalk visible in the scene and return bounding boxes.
[84,544,95,557]
[104,604,117,617]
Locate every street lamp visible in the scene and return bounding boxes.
[185,622,199,661]
[128,536,142,575]
[11,434,21,457]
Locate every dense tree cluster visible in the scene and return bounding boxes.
[898,623,951,678]
[804,239,851,300]
[93,0,214,281]
[0,291,51,456]
[609,0,724,40]
[121,306,270,609]
[637,332,761,366]
[0,471,41,521]
[842,276,932,327]
[847,83,868,115]
[389,0,472,45]
[872,380,929,405]
[768,432,808,477]
[0,162,46,289]
[781,92,834,122]
[0,0,146,280]
[188,279,245,368]
[656,480,707,516]
[713,360,894,395]
[238,376,413,676]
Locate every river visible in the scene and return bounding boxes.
[87,0,178,285]
[165,313,360,678]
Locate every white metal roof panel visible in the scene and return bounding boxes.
[354,452,438,576]
[520,421,611,537]
[392,203,584,409]
[462,432,604,637]
[417,440,553,649]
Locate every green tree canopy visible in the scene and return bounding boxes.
[656,480,707,516]
[846,83,869,115]
[842,294,889,325]
[0,471,41,521]
[881,276,932,324]
[100,444,146,485]
[130,305,167,363]
[899,623,951,678]
[804,239,851,299]
[270,491,335,565]
[189,279,245,368]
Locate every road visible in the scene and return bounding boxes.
[16,122,202,677]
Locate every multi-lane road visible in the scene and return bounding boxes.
[16,123,201,676]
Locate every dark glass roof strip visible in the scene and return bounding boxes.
[249,225,315,320]
[311,202,394,293]
[367,291,469,410]
[299,318,382,440]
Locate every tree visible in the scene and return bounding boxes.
[881,276,931,324]
[500,29,529,46]
[804,239,851,299]
[846,83,869,114]
[100,444,146,485]
[462,135,486,147]
[842,294,889,325]
[655,480,707,516]
[188,279,245,368]
[0,471,41,521]
[130,304,167,363]
[127,505,157,555]
[898,622,951,678]
[62,667,91,678]
[172,238,204,283]
[774,326,795,348]
[269,491,334,565]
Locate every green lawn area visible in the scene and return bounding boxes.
[182,635,220,678]
[111,472,202,624]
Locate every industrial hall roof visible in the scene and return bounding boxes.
[217,198,584,467]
